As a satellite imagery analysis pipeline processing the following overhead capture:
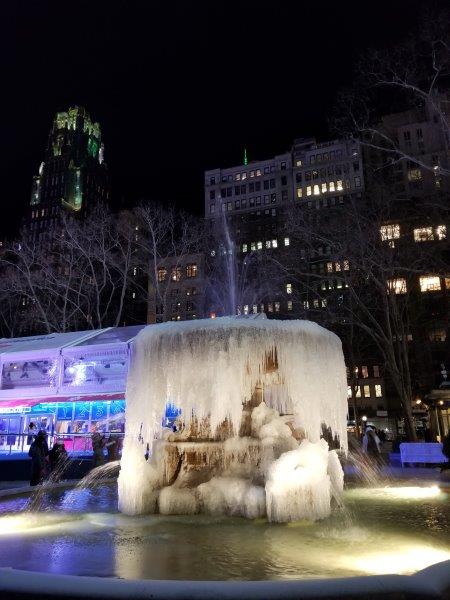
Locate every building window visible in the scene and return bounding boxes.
[284,237,290,247]
[286,283,292,294]
[267,302,273,313]
[250,242,256,251]
[210,204,215,214]
[287,300,293,311]
[436,225,447,240]
[373,365,380,378]
[296,159,302,167]
[306,186,312,196]
[363,385,371,398]
[171,266,182,282]
[313,184,320,195]
[361,366,368,378]
[157,267,167,282]
[387,278,407,294]
[414,227,434,242]
[274,302,280,312]
[186,287,196,296]
[380,224,400,242]
[186,263,198,278]
[407,168,422,181]
[429,329,447,342]
[272,239,278,248]
[242,244,248,253]
[375,385,382,398]
[257,241,263,250]
[354,176,361,187]
[420,275,441,292]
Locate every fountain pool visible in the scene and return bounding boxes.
[0,481,449,580]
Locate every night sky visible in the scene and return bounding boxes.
[0,0,443,236]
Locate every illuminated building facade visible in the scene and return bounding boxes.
[26,106,110,243]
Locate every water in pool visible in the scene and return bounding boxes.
[0,482,449,580]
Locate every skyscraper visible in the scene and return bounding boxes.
[27,106,109,242]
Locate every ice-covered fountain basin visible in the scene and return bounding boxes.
[0,482,449,581]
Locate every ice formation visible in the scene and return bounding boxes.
[118,315,348,521]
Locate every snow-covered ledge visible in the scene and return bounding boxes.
[0,560,450,600]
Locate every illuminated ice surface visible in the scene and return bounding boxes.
[118,317,348,520]
[0,483,449,580]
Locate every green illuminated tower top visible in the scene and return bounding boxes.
[30,106,109,215]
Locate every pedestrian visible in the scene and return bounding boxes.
[442,431,450,472]
[362,426,382,464]
[28,430,49,486]
[27,422,36,445]
[91,427,105,469]
[105,433,119,462]
[49,441,68,481]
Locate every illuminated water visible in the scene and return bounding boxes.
[0,482,449,580]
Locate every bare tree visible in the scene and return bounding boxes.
[285,183,448,441]
[334,8,450,176]
[135,202,203,323]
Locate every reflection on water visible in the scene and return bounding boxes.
[0,483,448,580]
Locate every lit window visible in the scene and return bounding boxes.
[321,182,327,193]
[171,266,182,282]
[313,299,319,308]
[243,305,249,315]
[242,172,247,180]
[284,237,290,246]
[364,385,370,398]
[296,159,302,167]
[235,173,241,181]
[420,275,441,292]
[260,303,265,312]
[306,186,312,196]
[335,262,341,272]
[257,241,263,250]
[375,385,382,398]
[356,386,361,398]
[256,169,261,176]
[272,239,278,248]
[250,170,254,178]
[186,263,198,278]
[429,329,446,342]
[380,224,400,242]
[387,278,407,294]
[132,292,136,299]
[347,386,352,398]
[266,240,271,249]
[436,225,447,240]
[414,227,433,242]
[274,302,280,312]
[336,180,343,191]
[251,242,256,251]
[326,262,333,273]
[252,304,258,314]
[321,298,327,307]
[133,267,137,276]
[407,169,422,181]
[157,267,167,282]
[361,366,368,378]
[329,181,335,192]
[242,244,248,253]
[286,283,292,294]
[313,184,320,195]
[287,300,293,311]
[268,302,273,313]
[296,187,303,198]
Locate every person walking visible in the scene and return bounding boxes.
[362,426,382,464]
[91,428,105,469]
[28,430,49,486]
[49,441,68,481]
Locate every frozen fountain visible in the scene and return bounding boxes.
[118,314,348,521]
